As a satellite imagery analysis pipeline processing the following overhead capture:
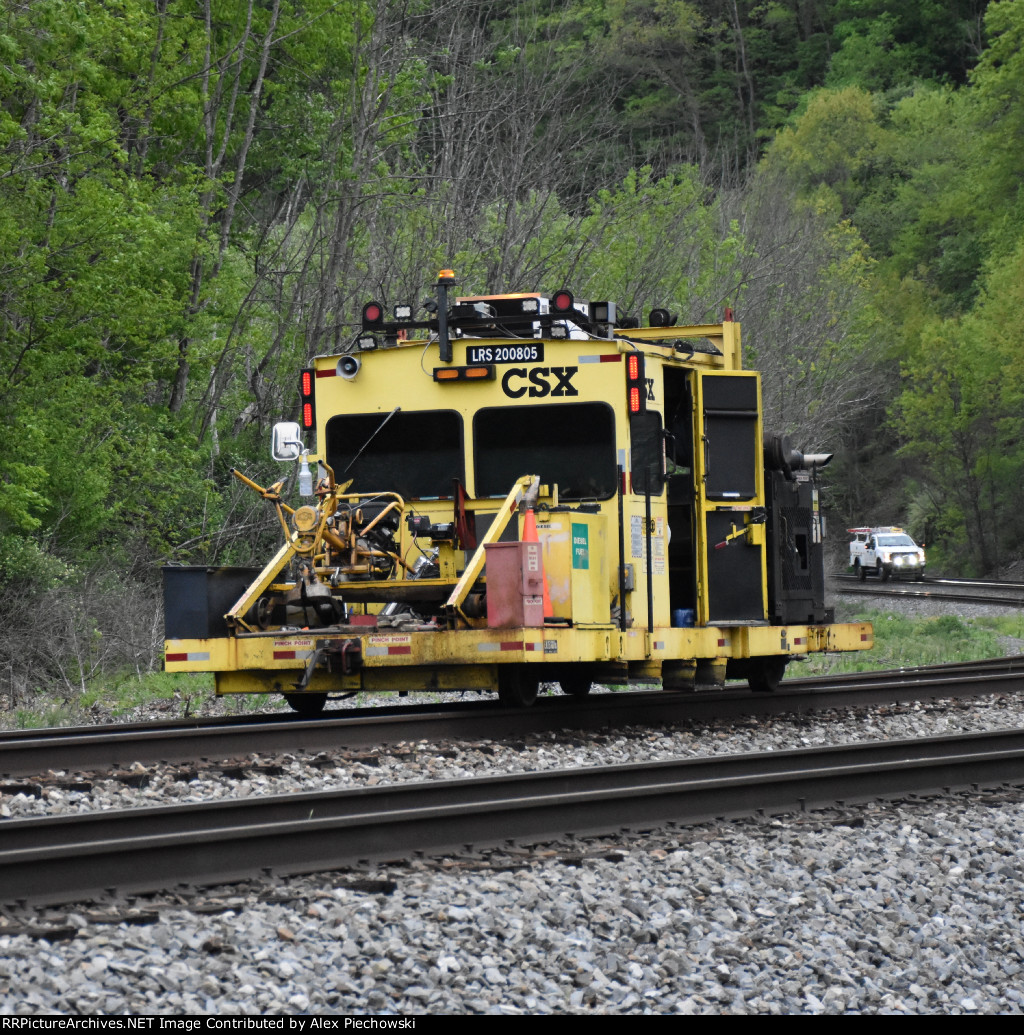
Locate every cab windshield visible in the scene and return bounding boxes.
[877,534,916,548]
[325,410,464,499]
[473,401,616,500]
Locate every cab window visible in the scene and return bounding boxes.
[473,402,616,499]
[325,410,464,499]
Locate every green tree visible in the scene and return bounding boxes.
[764,86,890,217]
[896,227,1024,572]
[826,0,987,90]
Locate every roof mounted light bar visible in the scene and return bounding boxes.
[353,276,716,347]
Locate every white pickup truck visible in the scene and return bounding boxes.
[849,527,926,581]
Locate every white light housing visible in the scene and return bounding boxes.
[802,453,834,468]
[590,301,616,323]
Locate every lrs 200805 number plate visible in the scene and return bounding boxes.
[466,344,544,364]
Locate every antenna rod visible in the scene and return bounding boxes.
[437,269,456,363]
[343,407,401,474]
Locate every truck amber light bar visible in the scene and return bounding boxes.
[433,365,496,382]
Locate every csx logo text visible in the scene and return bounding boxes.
[501,366,579,399]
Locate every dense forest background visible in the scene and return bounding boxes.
[2,0,1022,700]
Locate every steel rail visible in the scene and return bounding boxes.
[926,576,1024,592]
[4,728,1024,906]
[4,660,1024,779]
[831,572,1024,607]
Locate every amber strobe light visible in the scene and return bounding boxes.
[433,365,495,383]
[626,351,646,413]
[300,368,316,429]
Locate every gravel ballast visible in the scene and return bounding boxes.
[4,592,1024,1015]
[1,793,1023,1015]
[3,691,1024,819]
[3,689,1024,1014]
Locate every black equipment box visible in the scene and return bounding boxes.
[163,566,262,639]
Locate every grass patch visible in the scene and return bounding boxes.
[79,670,214,717]
[973,613,1024,642]
[2,671,221,731]
[804,608,1015,677]
[7,703,87,731]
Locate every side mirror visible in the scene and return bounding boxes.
[271,421,303,461]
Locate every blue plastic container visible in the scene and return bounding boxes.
[672,608,695,628]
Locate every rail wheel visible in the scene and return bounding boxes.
[558,670,593,697]
[497,665,539,707]
[284,692,327,716]
[748,656,788,693]
[855,560,866,582]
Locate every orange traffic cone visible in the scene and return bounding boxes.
[521,505,553,618]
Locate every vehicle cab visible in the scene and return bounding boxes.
[849,526,926,581]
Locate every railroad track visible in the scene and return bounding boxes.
[4,657,1024,779]
[831,572,1024,607]
[5,727,1024,907]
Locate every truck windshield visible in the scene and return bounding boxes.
[325,410,464,499]
[877,534,916,547]
[473,402,616,500]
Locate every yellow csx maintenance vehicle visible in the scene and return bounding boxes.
[163,270,873,713]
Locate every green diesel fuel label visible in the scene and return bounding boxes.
[572,523,589,569]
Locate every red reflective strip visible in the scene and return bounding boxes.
[500,641,522,651]
[794,637,805,645]
[274,650,297,660]
[388,646,412,655]
[717,639,726,647]
[165,653,188,663]
[524,643,539,652]
[316,369,336,378]
[600,354,622,362]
